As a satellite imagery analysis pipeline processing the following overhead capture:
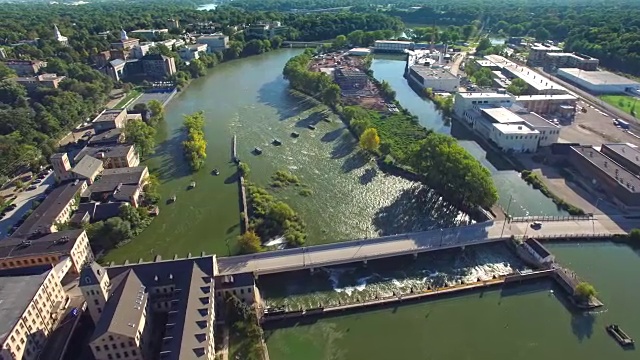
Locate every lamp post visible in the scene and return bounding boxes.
[501,195,513,238]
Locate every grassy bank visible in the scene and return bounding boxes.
[599,94,638,117]
[520,170,585,215]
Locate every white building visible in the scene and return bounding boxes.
[453,92,516,118]
[408,65,459,92]
[557,68,640,94]
[132,43,152,59]
[179,44,208,61]
[374,40,413,53]
[53,25,68,46]
[484,55,568,95]
[524,238,555,264]
[196,34,229,53]
[348,48,371,56]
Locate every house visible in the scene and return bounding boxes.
[14,73,66,93]
[523,238,555,264]
[0,266,68,360]
[70,155,104,184]
[0,229,94,277]
[82,166,149,207]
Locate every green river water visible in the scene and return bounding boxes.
[99,49,640,359]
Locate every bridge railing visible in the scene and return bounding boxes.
[510,215,592,223]
[525,232,618,240]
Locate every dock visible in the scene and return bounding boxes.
[606,324,635,347]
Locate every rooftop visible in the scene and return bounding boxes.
[571,145,640,192]
[410,65,457,80]
[557,68,640,86]
[493,123,539,135]
[475,59,497,67]
[71,155,103,179]
[12,181,86,238]
[602,143,640,168]
[0,229,85,259]
[94,109,126,123]
[334,68,367,78]
[484,55,567,92]
[76,202,124,222]
[375,40,413,45]
[88,128,124,145]
[516,111,558,128]
[481,107,525,124]
[76,144,134,163]
[516,94,577,101]
[524,238,553,258]
[214,273,254,290]
[0,266,52,344]
[531,43,562,51]
[87,166,147,194]
[458,92,513,99]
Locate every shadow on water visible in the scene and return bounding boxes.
[450,120,514,172]
[257,79,317,121]
[149,128,191,183]
[294,110,326,129]
[359,168,377,185]
[373,186,463,235]
[224,170,240,185]
[341,151,369,173]
[321,127,344,143]
[330,133,357,159]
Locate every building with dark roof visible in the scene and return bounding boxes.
[76,144,140,169]
[600,143,640,176]
[214,273,259,306]
[3,59,47,76]
[523,238,555,264]
[334,68,369,91]
[11,180,88,238]
[88,128,125,146]
[0,229,94,277]
[83,166,149,207]
[0,265,67,360]
[70,155,104,184]
[93,108,128,133]
[141,54,176,79]
[72,202,125,225]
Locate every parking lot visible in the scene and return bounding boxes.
[0,171,55,239]
[559,100,640,146]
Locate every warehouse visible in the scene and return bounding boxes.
[556,68,640,94]
[408,65,459,92]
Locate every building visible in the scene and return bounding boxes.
[527,43,563,66]
[179,44,208,61]
[70,155,104,184]
[544,52,599,71]
[599,143,640,176]
[82,166,149,207]
[0,230,94,277]
[0,266,68,360]
[515,94,577,116]
[214,273,261,308]
[195,34,229,53]
[53,24,68,46]
[166,19,180,29]
[93,108,128,133]
[374,40,413,53]
[11,180,88,238]
[245,21,287,38]
[129,29,169,40]
[334,68,369,92]
[132,43,153,59]
[408,65,459,92]
[106,59,127,82]
[76,144,140,169]
[3,59,47,76]
[15,73,66,92]
[72,202,124,225]
[484,55,568,95]
[111,29,140,50]
[569,145,640,208]
[523,238,555,264]
[473,58,501,71]
[80,255,220,360]
[556,68,640,94]
[50,152,73,183]
[141,54,176,79]
[347,48,371,56]
[453,92,516,118]
[88,128,125,146]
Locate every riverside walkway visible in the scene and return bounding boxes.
[217,215,633,276]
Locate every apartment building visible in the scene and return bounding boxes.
[83,166,149,207]
[3,59,47,76]
[544,52,599,71]
[81,255,220,360]
[11,180,87,238]
[527,43,562,67]
[70,155,104,185]
[0,230,94,277]
[93,109,128,133]
[0,266,68,360]
[76,144,140,169]
[195,34,228,53]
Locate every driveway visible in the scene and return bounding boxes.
[0,172,55,239]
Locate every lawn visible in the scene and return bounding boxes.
[114,89,142,108]
[599,94,639,117]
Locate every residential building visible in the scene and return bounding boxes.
[53,24,68,46]
[599,143,640,176]
[3,59,47,76]
[544,52,599,71]
[50,152,73,183]
[568,145,640,208]
[515,94,577,116]
[11,180,88,238]
[374,40,413,53]
[214,273,261,309]
[334,68,368,92]
[407,65,459,92]
[71,202,124,225]
[0,230,94,277]
[141,54,176,79]
[130,29,169,40]
[179,44,208,61]
[76,144,140,169]
[484,55,568,95]
[88,128,125,146]
[93,108,128,133]
[527,43,562,66]
[556,68,640,94]
[15,73,66,92]
[523,238,555,264]
[0,266,68,360]
[80,255,220,360]
[82,166,149,207]
[111,29,140,50]
[70,155,104,184]
[195,34,229,53]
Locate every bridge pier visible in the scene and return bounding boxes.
[413,253,418,260]
[362,259,368,267]
[310,267,315,274]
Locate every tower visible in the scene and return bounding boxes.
[50,152,73,183]
[120,29,128,41]
[79,262,112,323]
[54,24,68,46]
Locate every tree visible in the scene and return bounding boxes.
[238,230,262,254]
[267,201,295,224]
[332,34,347,49]
[359,128,380,152]
[124,120,156,158]
[574,281,597,300]
[0,63,16,81]
[506,78,529,95]
[462,24,476,39]
[188,59,207,78]
[535,27,551,41]
[476,38,492,53]
[321,83,341,107]
[629,228,640,242]
[182,111,207,171]
[147,99,164,124]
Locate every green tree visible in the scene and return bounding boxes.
[238,230,262,254]
[535,27,551,41]
[332,34,348,49]
[462,24,476,39]
[629,228,640,242]
[476,38,492,53]
[359,127,380,151]
[124,120,156,159]
[574,281,597,300]
[321,83,341,107]
[147,99,164,124]
[0,63,16,81]
[506,78,529,95]
[268,201,295,224]
[188,59,207,78]
[182,111,207,171]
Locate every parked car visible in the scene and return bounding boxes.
[530,221,543,229]
[27,185,37,191]
[32,179,42,184]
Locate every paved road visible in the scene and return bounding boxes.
[217,216,632,276]
[39,294,85,360]
[0,172,55,239]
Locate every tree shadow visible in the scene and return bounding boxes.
[294,111,325,129]
[373,185,468,236]
[341,152,369,173]
[330,133,357,160]
[320,128,344,143]
[148,128,191,183]
[570,311,596,342]
[224,170,240,185]
[359,168,377,185]
[256,79,317,121]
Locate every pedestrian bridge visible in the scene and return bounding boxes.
[217,216,631,276]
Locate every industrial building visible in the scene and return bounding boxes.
[515,94,577,117]
[527,43,563,66]
[544,52,599,71]
[407,65,460,92]
[195,33,229,53]
[599,143,640,176]
[334,68,369,91]
[347,48,371,56]
[568,145,640,208]
[556,68,640,94]
[484,55,568,95]
[374,40,413,53]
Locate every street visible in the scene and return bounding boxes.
[0,172,55,239]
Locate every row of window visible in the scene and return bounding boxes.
[0,255,58,268]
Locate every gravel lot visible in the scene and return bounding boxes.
[559,100,640,146]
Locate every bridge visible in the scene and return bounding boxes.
[217,216,633,276]
[282,41,331,48]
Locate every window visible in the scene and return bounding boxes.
[109,336,114,341]
[248,288,252,294]
[112,344,117,350]
[240,289,244,295]
[103,345,108,351]
[107,355,113,360]
[120,343,125,348]
[95,346,101,352]
[98,308,102,313]
[128,341,134,347]
[94,299,99,305]
[131,350,137,356]
[123,351,129,358]
[116,353,121,359]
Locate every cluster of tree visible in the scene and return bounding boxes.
[406,133,498,208]
[474,37,506,57]
[506,78,529,96]
[574,281,597,301]
[224,295,264,360]
[182,111,207,171]
[424,88,453,116]
[84,204,152,251]
[464,60,493,87]
[283,49,341,107]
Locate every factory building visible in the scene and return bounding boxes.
[407,65,459,92]
[374,40,413,53]
[556,68,640,94]
[544,52,599,71]
[527,43,562,67]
